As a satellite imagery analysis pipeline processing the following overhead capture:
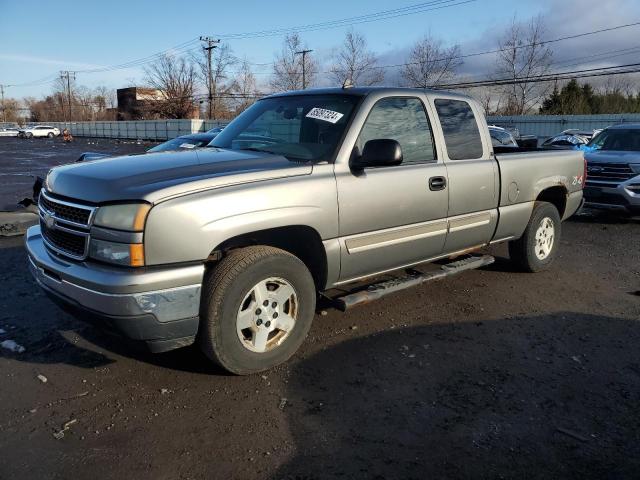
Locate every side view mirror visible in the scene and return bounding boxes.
[351,139,403,170]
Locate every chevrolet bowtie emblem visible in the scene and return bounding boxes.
[43,212,55,229]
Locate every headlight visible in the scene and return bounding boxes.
[630,164,640,174]
[94,203,151,231]
[89,239,145,267]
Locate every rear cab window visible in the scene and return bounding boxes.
[434,99,484,160]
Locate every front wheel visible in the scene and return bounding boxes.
[508,201,561,272]
[47,132,54,138]
[198,246,316,375]
[26,132,33,138]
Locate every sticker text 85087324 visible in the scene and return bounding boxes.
[305,108,344,124]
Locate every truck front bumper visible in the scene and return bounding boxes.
[25,226,204,352]
[584,178,640,215]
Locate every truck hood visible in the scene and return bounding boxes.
[585,150,640,164]
[45,148,313,204]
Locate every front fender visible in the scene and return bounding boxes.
[144,171,338,265]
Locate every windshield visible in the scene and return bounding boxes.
[210,94,360,162]
[587,128,640,151]
[147,137,211,153]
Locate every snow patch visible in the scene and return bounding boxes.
[1,340,26,353]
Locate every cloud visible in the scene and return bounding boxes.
[373,0,640,88]
[0,53,103,69]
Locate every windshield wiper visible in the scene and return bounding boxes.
[236,146,309,162]
[237,146,276,154]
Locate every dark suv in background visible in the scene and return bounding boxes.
[584,124,640,214]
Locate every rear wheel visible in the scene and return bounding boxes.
[198,246,316,375]
[26,132,33,139]
[508,201,561,272]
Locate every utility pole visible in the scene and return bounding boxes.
[294,49,313,89]
[200,36,220,119]
[60,71,76,123]
[0,85,6,124]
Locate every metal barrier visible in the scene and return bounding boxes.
[44,120,228,140]
[487,114,640,137]
[32,113,640,141]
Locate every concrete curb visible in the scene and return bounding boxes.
[0,211,39,237]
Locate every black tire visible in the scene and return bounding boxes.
[508,201,562,272]
[26,132,33,139]
[198,246,316,375]
[47,132,54,138]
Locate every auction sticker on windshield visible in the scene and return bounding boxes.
[306,108,344,124]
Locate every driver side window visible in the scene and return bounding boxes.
[357,97,436,164]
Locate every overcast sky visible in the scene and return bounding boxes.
[1,0,639,98]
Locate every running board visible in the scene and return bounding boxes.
[334,255,495,311]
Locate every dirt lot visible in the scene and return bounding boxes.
[0,137,151,209]
[0,137,639,479]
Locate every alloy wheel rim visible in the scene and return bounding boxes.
[236,277,298,353]
[534,217,555,260]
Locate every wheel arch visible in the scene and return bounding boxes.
[207,225,329,291]
[535,185,568,218]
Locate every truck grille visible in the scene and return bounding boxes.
[39,192,93,226]
[38,191,94,260]
[41,221,88,258]
[586,162,636,185]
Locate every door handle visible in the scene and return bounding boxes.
[429,176,447,191]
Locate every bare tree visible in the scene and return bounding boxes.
[401,35,462,88]
[230,59,259,115]
[496,15,553,115]
[470,86,504,116]
[144,54,197,118]
[270,33,316,91]
[601,75,636,97]
[25,93,65,122]
[94,86,116,108]
[193,43,237,119]
[330,30,383,87]
[0,97,21,124]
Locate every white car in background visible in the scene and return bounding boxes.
[0,127,20,137]
[18,125,61,138]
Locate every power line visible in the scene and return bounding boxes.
[431,62,640,89]
[5,17,640,93]
[30,1,470,78]
[221,20,640,78]
[213,0,474,39]
[354,20,640,72]
[74,38,200,74]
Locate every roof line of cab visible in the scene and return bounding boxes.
[263,86,473,101]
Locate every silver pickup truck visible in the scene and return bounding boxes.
[26,87,585,374]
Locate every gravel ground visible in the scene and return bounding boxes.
[0,139,639,479]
